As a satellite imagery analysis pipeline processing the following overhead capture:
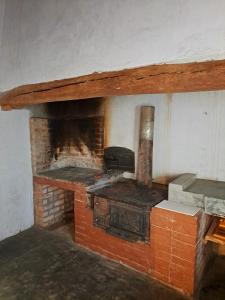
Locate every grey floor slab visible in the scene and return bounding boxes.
[199,255,225,300]
[0,227,188,300]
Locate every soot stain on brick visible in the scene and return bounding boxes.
[45,99,104,160]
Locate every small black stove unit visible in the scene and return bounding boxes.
[89,147,167,242]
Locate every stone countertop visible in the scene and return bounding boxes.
[156,200,201,216]
[185,179,225,200]
[169,174,225,217]
[36,167,103,187]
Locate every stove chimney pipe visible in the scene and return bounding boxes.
[136,106,154,187]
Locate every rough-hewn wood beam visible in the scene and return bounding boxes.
[1,59,225,110]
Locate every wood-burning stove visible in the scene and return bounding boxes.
[89,144,167,242]
[89,106,167,242]
[90,179,167,242]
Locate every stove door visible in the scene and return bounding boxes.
[93,196,109,229]
[107,200,149,241]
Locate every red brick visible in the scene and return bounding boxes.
[75,214,89,223]
[120,258,148,273]
[151,211,172,230]
[152,207,175,219]
[74,201,86,209]
[152,257,170,276]
[172,215,198,236]
[154,249,171,262]
[171,255,195,270]
[77,238,148,273]
[170,263,194,295]
[172,220,197,236]
[151,225,171,241]
[152,271,169,283]
[151,239,171,253]
[151,226,172,252]
[172,230,197,245]
[172,239,196,262]
[75,224,87,232]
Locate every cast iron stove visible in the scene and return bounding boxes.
[88,146,167,242]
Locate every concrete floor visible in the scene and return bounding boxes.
[53,222,74,241]
[199,255,225,300]
[0,227,189,300]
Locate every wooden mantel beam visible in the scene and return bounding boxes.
[1,59,225,110]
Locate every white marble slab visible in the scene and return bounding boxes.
[156,200,201,216]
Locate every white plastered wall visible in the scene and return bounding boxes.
[0,0,225,240]
[1,0,225,89]
[108,92,225,183]
[0,0,34,241]
[0,110,33,241]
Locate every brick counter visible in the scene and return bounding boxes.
[74,189,211,297]
[34,176,211,297]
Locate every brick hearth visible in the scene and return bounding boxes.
[34,174,212,297]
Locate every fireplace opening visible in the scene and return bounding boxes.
[30,98,105,173]
[48,117,104,168]
[31,98,106,237]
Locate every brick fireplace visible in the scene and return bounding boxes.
[31,98,105,228]
[30,98,105,173]
[31,98,214,298]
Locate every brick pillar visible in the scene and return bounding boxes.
[150,203,211,296]
[33,182,74,228]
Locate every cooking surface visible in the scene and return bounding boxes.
[36,168,167,207]
[90,179,167,207]
[37,167,103,186]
